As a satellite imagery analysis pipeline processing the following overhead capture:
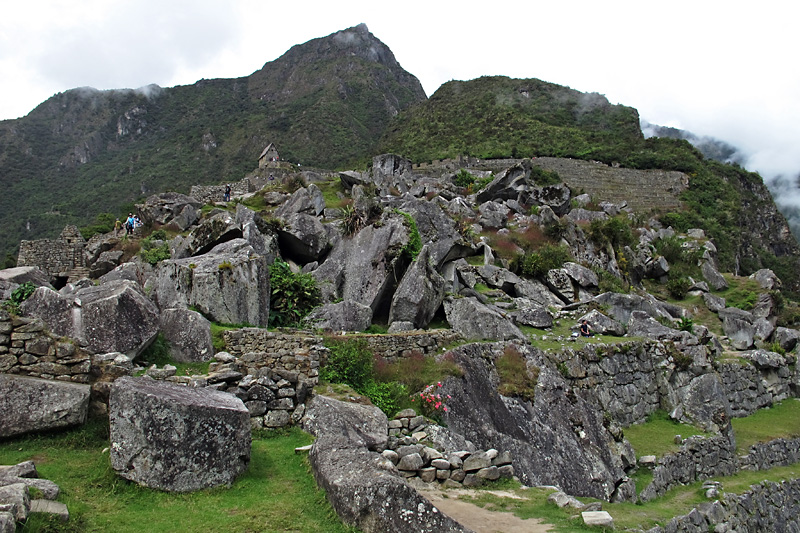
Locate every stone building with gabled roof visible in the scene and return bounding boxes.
[258,143,280,168]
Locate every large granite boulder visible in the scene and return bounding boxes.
[276,213,337,263]
[302,395,469,533]
[389,245,446,329]
[594,292,677,325]
[303,300,373,332]
[88,250,124,279]
[701,261,729,291]
[441,342,633,502]
[562,262,599,289]
[136,192,202,229]
[274,184,326,218]
[627,311,697,344]
[0,375,90,438]
[109,376,250,492]
[158,308,214,362]
[170,211,243,259]
[577,309,625,336]
[475,161,531,203]
[514,278,565,308]
[444,296,526,341]
[750,268,781,290]
[719,307,755,350]
[21,280,159,358]
[153,239,271,327]
[312,212,410,311]
[234,204,280,261]
[511,304,554,329]
[0,267,52,288]
[774,327,800,352]
[669,373,732,433]
[398,198,473,268]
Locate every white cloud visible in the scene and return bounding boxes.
[1,0,797,183]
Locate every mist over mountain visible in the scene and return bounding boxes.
[641,119,800,240]
[0,24,425,260]
[0,24,798,289]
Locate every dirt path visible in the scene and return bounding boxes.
[419,487,553,533]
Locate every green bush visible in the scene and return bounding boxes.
[667,277,692,300]
[516,244,572,278]
[320,337,374,392]
[589,216,635,250]
[454,169,475,188]
[269,260,321,328]
[361,381,408,416]
[677,316,694,333]
[139,231,171,265]
[530,166,561,186]
[395,210,421,261]
[3,281,37,313]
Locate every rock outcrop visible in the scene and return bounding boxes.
[153,239,271,327]
[302,395,471,533]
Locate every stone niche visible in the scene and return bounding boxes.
[109,376,251,492]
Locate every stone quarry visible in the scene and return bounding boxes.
[2,154,800,531]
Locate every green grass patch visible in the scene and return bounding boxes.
[623,410,710,458]
[731,399,800,453]
[317,178,349,209]
[461,485,595,532]
[496,345,538,402]
[0,422,354,533]
[454,461,800,531]
[717,275,763,311]
[522,321,629,352]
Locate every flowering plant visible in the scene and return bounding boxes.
[411,382,451,421]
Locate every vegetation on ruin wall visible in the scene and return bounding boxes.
[0,421,356,533]
[320,336,461,418]
[380,76,799,291]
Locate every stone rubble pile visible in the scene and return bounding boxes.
[382,409,514,487]
[0,461,68,531]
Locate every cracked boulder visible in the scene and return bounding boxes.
[21,280,159,358]
[302,395,469,533]
[389,245,446,329]
[444,296,525,341]
[153,239,271,327]
[109,376,250,492]
[0,375,90,438]
[158,308,214,362]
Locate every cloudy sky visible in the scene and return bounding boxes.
[2,0,797,185]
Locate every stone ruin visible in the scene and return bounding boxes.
[16,225,87,287]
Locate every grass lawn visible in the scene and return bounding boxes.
[1,421,354,533]
[623,410,711,459]
[732,398,800,453]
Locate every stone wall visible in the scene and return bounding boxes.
[189,178,256,205]
[0,311,91,383]
[557,342,664,426]
[639,434,738,502]
[222,328,328,385]
[556,341,799,428]
[718,360,795,417]
[531,157,688,212]
[409,156,687,213]
[739,437,800,471]
[639,434,800,503]
[648,479,800,532]
[342,330,463,364]
[17,225,86,279]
